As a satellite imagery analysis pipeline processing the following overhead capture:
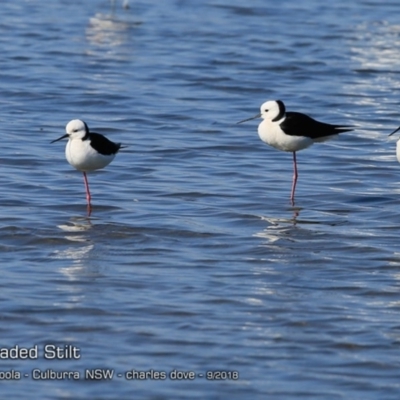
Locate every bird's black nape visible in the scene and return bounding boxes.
[272,100,286,122]
[82,121,91,140]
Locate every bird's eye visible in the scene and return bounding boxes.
[73,129,78,133]
[264,109,269,112]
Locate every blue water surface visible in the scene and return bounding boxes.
[1,0,400,399]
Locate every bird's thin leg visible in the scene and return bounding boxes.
[290,152,298,205]
[82,172,92,207]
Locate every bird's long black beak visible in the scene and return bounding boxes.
[236,113,261,124]
[50,134,69,143]
[388,126,400,137]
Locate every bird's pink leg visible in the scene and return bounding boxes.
[82,172,92,207]
[290,152,298,205]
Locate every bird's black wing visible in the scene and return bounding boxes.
[88,132,122,155]
[281,112,352,139]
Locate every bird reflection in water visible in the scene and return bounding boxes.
[110,0,130,12]
[253,208,301,243]
[52,217,95,282]
[86,1,140,49]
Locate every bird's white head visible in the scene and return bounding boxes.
[51,119,89,144]
[236,100,286,125]
[259,100,286,122]
[66,119,89,140]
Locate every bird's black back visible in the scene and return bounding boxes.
[281,112,353,139]
[87,132,122,155]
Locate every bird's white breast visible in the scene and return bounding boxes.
[258,119,314,152]
[66,138,115,172]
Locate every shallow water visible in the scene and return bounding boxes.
[2,0,400,398]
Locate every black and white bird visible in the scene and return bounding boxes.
[388,125,400,162]
[51,119,123,208]
[237,100,352,204]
